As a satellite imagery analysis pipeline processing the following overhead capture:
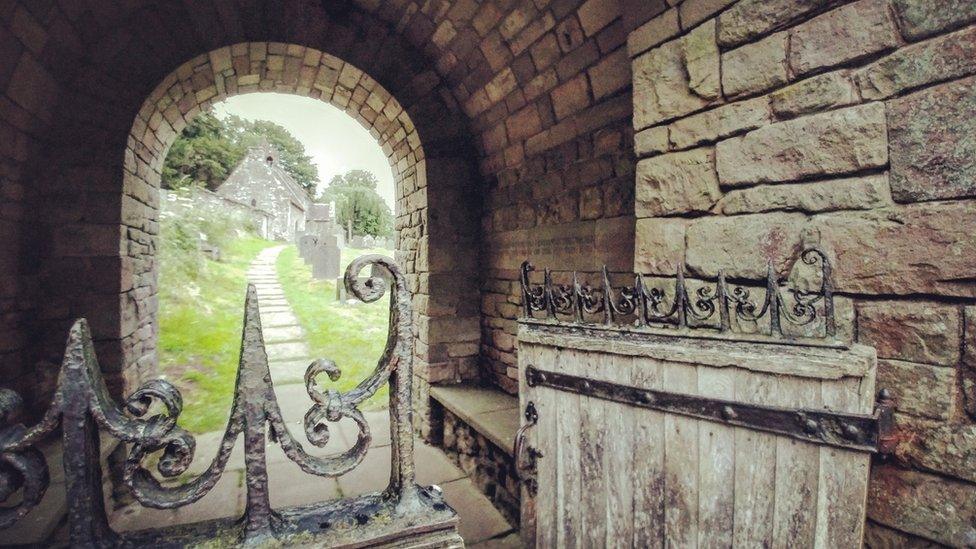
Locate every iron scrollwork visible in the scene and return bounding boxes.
[521,247,837,342]
[0,255,455,547]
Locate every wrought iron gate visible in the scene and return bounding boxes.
[0,256,463,548]
[515,249,894,548]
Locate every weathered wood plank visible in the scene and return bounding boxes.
[731,368,777,547]
[578,350,607,548]
[517,342,535,548]
[697,366,735,548]
[771,377,822,548]
[815,378,871,548]
[604,354,634,548]
[518,325,875,379]
[663,362,700,547]
[632,358,666,548]
[555,349,583,548]
[521,343,558,549]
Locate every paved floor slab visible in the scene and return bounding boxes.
[440,477,514,544]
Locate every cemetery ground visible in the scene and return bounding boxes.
[146,219,518,546]
[158,216,393,433]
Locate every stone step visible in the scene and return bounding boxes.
[266,342,311,362]
[262,312,300,327]
[264,325,305,343]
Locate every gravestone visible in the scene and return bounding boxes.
[350,235,366,248]
[298,234,318,263]
[335,276,346,302]
[362,235,376,249]
[311,235,341,280]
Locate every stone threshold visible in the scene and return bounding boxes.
[430,383,519,456]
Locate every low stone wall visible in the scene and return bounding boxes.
[427,401,520,526]
[160,187,273,239]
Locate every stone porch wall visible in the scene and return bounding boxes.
[476,0,643,394]
[428,403,521,527]
[628,0,976,545]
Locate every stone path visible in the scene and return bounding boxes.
[106,245,521,547]
[248,245,314,386]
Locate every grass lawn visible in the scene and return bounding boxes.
[275,245,394,412]
[158,236,277,434]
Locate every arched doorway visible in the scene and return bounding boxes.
[66,40,478,426]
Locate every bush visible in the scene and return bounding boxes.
[159,190,258,285]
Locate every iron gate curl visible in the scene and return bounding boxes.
[0,255,461,547]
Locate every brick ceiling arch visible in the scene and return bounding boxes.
[130,42,424,200]
[12,1,487,410]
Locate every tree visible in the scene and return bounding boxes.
[162,112,320,195]
[161,113,246,191]
[319,169,393,237]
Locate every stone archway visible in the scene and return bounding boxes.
[106,42,479,421]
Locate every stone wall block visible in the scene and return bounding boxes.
[633,20,720,129]
[892,0,976,41]
[856,26,976,101]
[634,217,685,275]
[789,0,899,77]
[635,147,721,216]
[717,0,833,48]
[769,70,858,119]
[876,359,956,420]
[894,417,976,484]
[856,301,961,366]
[685,212,812,279]
[717,173,891,215]
[669,96,771,150]
[634,126,669,157]
[715,102,888,186]
[965,306,976,418]
[888,76,976,202]
[819,202,976,297]
[683,19,721,101]
[868,465,976,547]
[721,32,788,97]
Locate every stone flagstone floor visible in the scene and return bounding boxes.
[107,245,522,547]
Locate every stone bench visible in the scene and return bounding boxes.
[429,384,520,526]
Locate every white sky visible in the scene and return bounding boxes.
[212,93,395,209]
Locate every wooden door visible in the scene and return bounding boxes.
[518,322,881,548]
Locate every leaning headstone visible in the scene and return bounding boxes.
[311,237,341,280]
[350,235,366,248]
[362,235,376,249]
[298,234,318,263]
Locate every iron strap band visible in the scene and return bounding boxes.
[525,365,894,454]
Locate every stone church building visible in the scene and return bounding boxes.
[0,0,975,546]
[216,139,312,241]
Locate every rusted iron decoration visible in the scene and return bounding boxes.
[523,365,895,454]
[512,402,541,496]
[0,256,462,547]
[521,247,837,343]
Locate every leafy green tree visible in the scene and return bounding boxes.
[162,112,320,195]
[319,169,393,237]
[162,113,246,191]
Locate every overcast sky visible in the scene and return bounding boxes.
[212,93,395,209]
